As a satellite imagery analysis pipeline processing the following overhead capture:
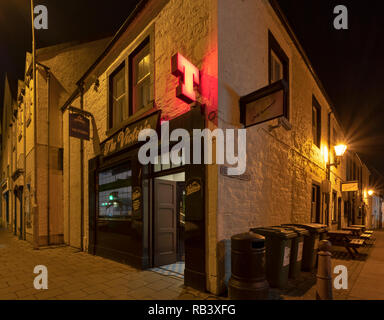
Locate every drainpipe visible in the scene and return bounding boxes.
[46,67,51,245]
[327,111,332,226]
[23,85,27,240]
[31,0,39,250]
[79,82,84,251]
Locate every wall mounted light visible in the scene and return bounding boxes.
[327,144,347,168]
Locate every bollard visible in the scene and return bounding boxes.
[316,240,333,300]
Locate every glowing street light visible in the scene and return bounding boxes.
[368,189,374,196]
[328,144,347,168]
[334,144,347,157]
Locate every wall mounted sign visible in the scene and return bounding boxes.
[132,187,142,212]
[186,178,202,196]
[69,112,90,140]
[101,111,160,157]
[220,166,251,181]
[171,52,200,104]
[342,181,359,192]
[240,80,288,128]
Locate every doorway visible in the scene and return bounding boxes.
[153,172,185,277]
[5,192,9,225]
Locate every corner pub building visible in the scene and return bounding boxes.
[31,0,369,296]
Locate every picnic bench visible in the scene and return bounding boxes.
[326,230,365,259]
[342,227,362,237]
[350,225,366,232]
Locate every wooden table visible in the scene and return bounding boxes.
[350,225,366,232]
[327,230,360,258]
[342,227,361,237]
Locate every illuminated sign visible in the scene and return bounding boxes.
[342,182,359,192]
[171,52,200,104]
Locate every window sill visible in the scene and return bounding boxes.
[106,103,154,137]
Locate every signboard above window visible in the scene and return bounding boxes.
[342,181,359,192]
[239,80,288,128]
[101,110,160,157]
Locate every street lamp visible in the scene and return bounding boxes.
[327,144,347,168]
[368,189,374,196]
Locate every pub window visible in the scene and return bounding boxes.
[270,50,283,83]
[312,96,321,148]
[268,31,290,121]
[109,62,127,129]
[130,37,151,116]
[98,163,132,219]
[268,31,289,85]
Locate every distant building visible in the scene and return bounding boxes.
[0,38,111,245]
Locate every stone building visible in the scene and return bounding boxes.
[55,0,373,295]
[0,38,111,245]
[1,74,18,233]
[0,0,378,296]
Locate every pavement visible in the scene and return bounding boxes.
[0,228,220,300]
[348,230,384,299]
[0,227,383,300]
[278,230,384,300]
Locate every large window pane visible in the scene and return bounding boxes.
[109,63,127,129]
[131,41,151,115]
[98,163,132,219]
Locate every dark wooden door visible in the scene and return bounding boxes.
[154,179,177,267]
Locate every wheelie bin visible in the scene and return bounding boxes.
[250,227,296,288]
[282,223,325,271]
[275,225,309,279]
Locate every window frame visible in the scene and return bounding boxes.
[108,61,127,130]
[311,182,321,223]
[268,31,289,86]
[129,36,151,116]
[312,96,322,148]
[106,29,154,135]
[97,161,133,220]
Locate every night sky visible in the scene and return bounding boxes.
[0,0,383,190]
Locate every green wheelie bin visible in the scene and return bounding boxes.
[282,223,325,271]
[275,225,309,279]
[250,227,296,289]
[313,224,328,240]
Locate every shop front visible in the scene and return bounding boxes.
[88,106,207,291]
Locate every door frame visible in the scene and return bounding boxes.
[149,167,186,268]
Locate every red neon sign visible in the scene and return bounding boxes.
[171,53,200,104]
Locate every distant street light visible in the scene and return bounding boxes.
[368,189,374,196]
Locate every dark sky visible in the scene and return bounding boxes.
[1,1,383,189]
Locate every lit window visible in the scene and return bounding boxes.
[270,50,283,83]
[98,163,132,219]
[131,39,151,115]
[109,63,127,129]
[312,97,321,148]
